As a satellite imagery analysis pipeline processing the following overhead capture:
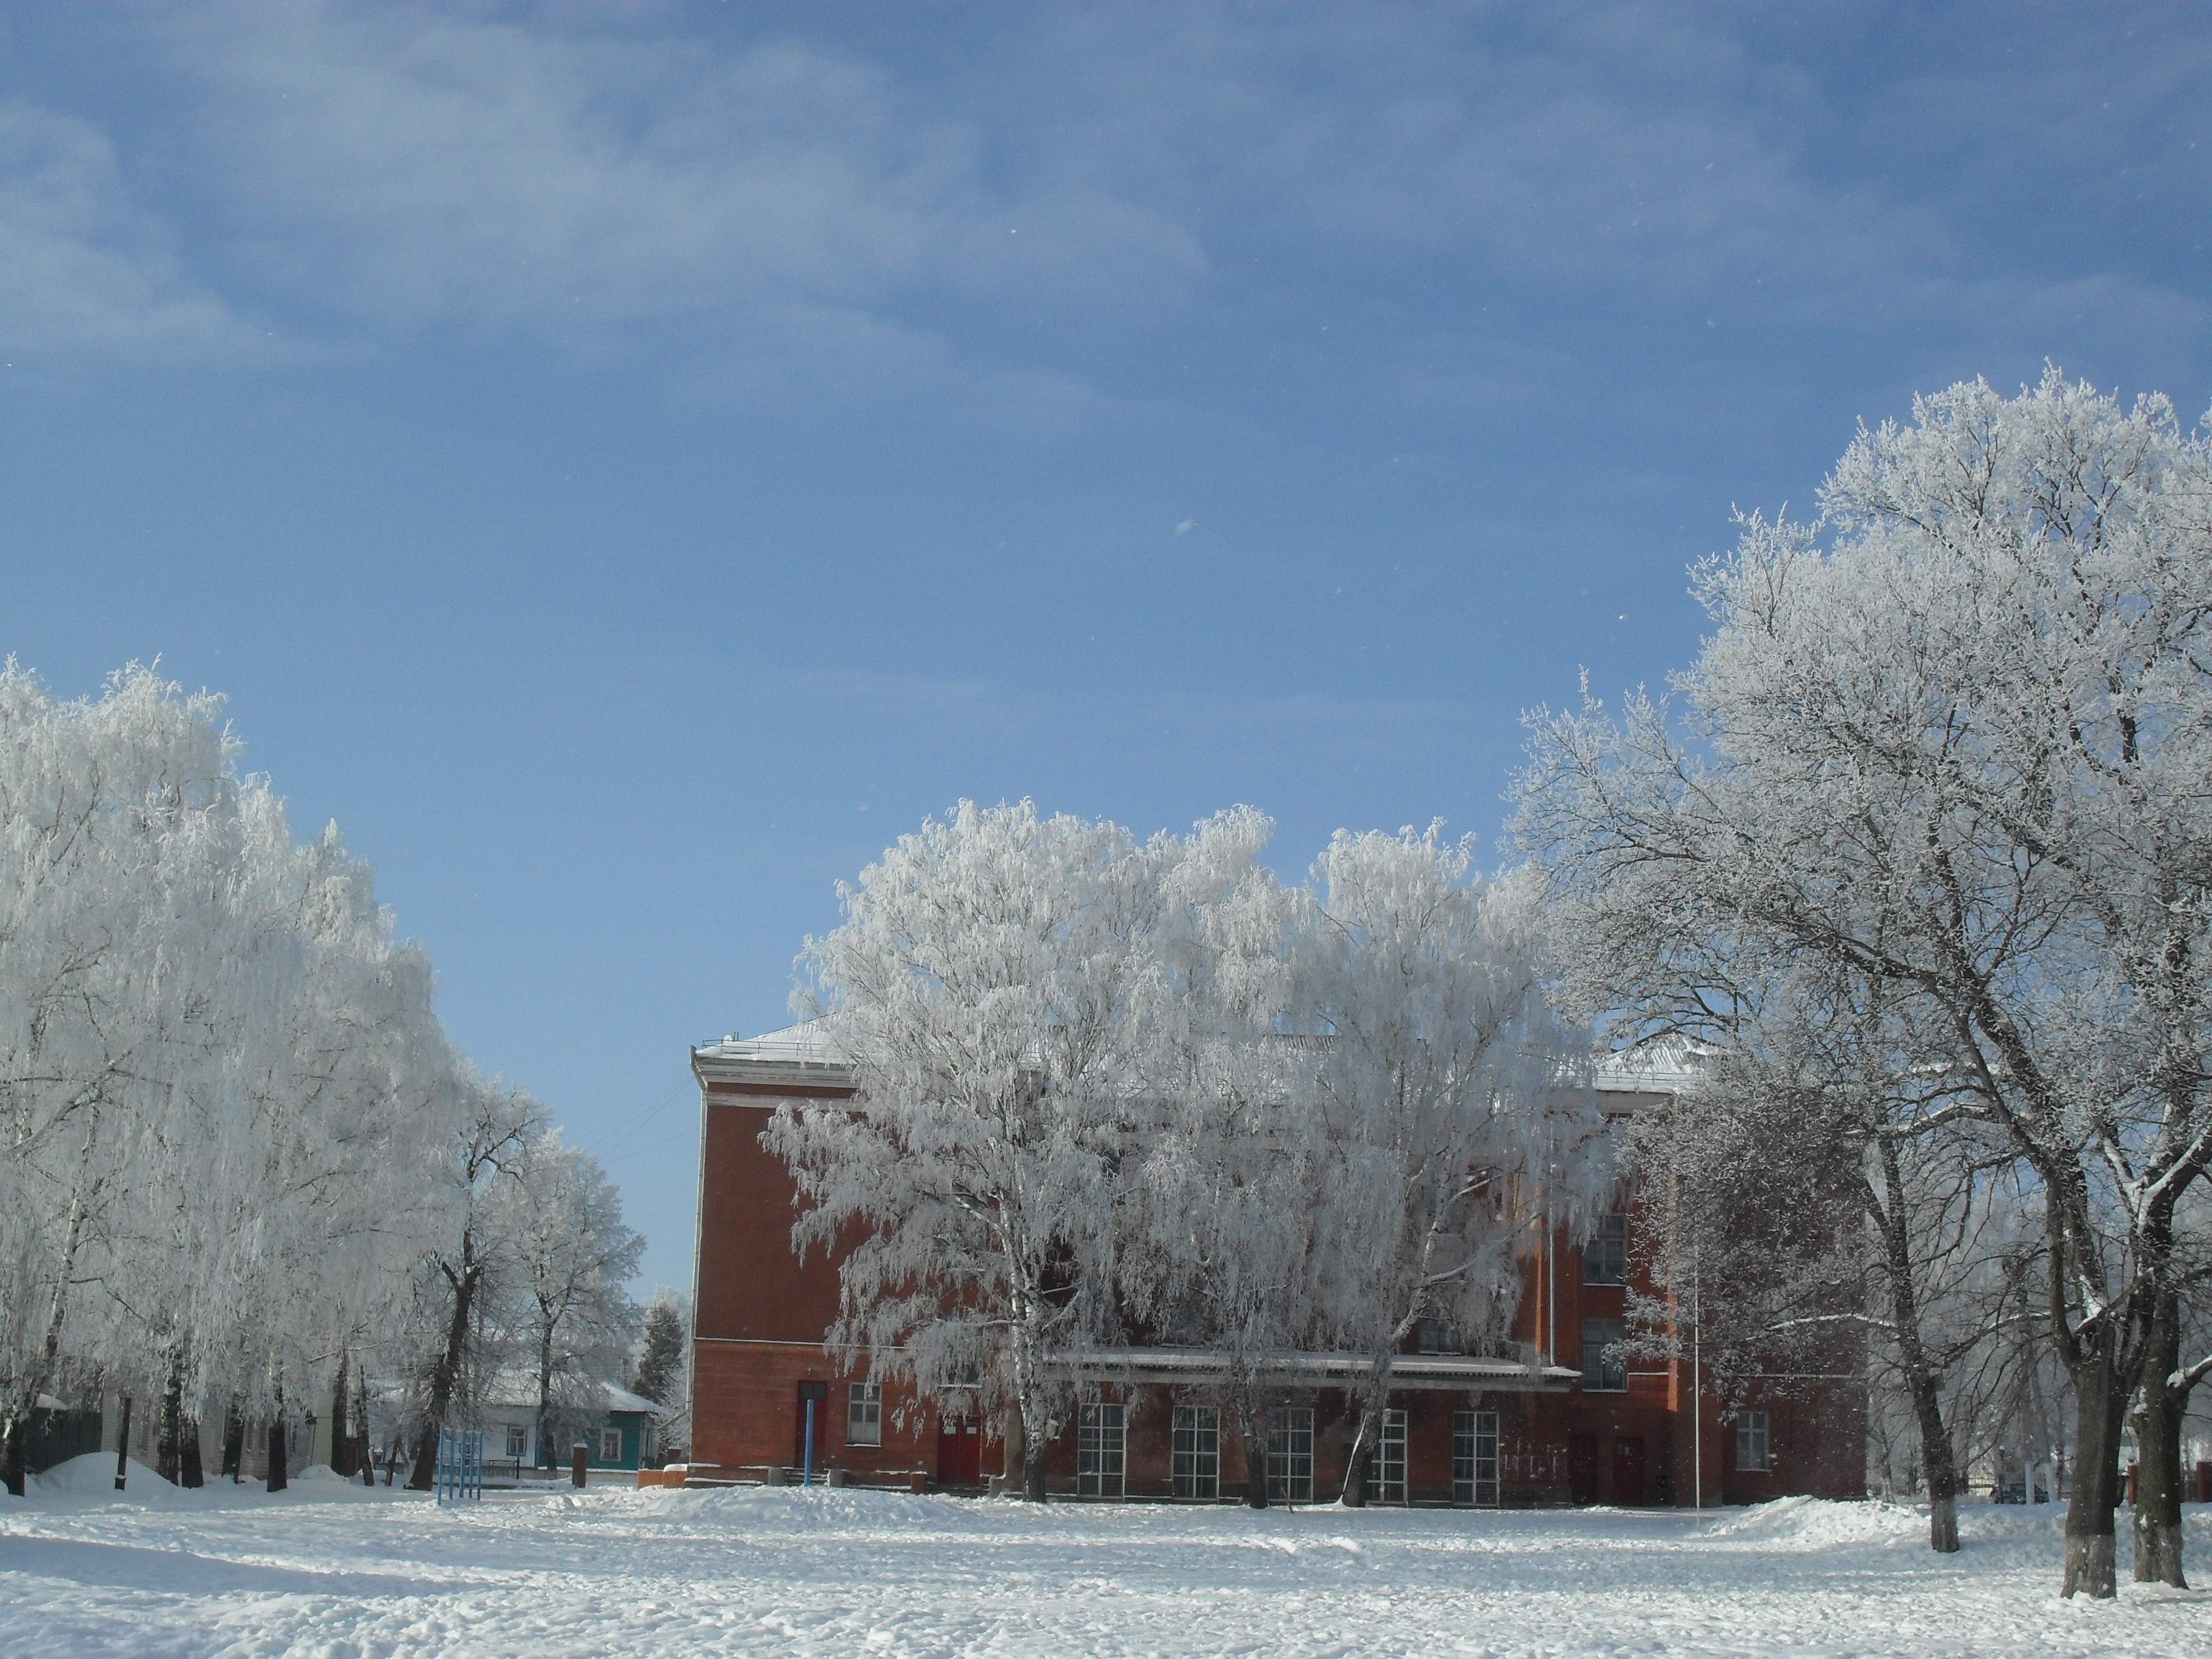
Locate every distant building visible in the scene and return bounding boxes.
[478,1378,664,1476]
[682,1021,1865,1504]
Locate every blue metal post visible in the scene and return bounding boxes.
[803,1398,816,1487]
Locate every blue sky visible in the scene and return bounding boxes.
[4,2,2206,1291]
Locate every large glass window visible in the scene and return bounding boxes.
[1453,1410,1500,1506]
[846,1382,883,1447]
[1267,1408,1314,1503]
[1581,1318,1627,1392]
[1582,1214,1627,1285]
[1374,1409,1408,1504]
[1171,1405,1219,1500]
[1078,1401,1126,1498]
[600,1427,623,1463]
[1736,1410,1771,1472]
[505,1424,528,1460]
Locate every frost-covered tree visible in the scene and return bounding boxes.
[1516,369,2212,1597]
[403,1076,539,1490]
[1290,827,1602,1506]
[495,1131,643,1469]
[0,662,619,1502]
[768,800,1224,1500]
[1122,808,1310,1506]
[1624,981,2043,1552]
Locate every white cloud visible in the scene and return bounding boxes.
[9,2,2200,410]
[174,8,1205,330]
[0,102,258,360]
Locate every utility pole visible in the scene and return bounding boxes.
[1691,1253,1702,1512]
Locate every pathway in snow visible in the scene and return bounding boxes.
[3,1459,2208,1657]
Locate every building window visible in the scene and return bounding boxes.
[1078,1401,1125,1498]
[1267,1408,1314,1503]
[1374,1409,1408,1504]
[1415,1318,1461,1354]
[1583,1214,1627,1285]
[1736,1410,1771,1472]
[1171,1405,1219,1500]
[1581,1318,1627,1392]
[600,1427,623,1463]
[847,1382,883,1447]
[1453,1410,1500,1506]
[505,1424,528,1460]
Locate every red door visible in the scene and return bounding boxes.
[1612,1437,1646,1506]
[1568,1433,1599,1504]
[937,1415,982,1486]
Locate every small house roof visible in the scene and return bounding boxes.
[479,1373,664,1415]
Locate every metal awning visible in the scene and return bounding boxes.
[1044,1347,1581,1393]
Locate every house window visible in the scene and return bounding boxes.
[1171,1405,1219,1500]
[1374,1409,1408,1504]
[1583,1214,1627,1285]
[1078,1401,1125,1498]
[505,1424,528,1460]
[1581,1318,1627,1392]
[600,1427,623,1463]
[1415,1318,1461,1354]
[847,1382,883,1447]
[1267,1407,1313,1503]
[1453,1410,1500,1506]
[1736,1410,1771,1472]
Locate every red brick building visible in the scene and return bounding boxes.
[683,1022,1864,1505]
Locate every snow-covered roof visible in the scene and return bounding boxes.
[599,1382,664,1415]
[1593,1033,1707,1097]
[694,1018,839,1064]
[1047,1347,1581,1393]
[480,1374,664,1415]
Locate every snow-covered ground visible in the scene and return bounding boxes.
[4,1456,2208,1657]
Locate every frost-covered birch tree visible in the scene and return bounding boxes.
[1292,826,1601,1506]
[768,800,1209,1501]
[1516,369,2212,1597]
[1,661,591,1501]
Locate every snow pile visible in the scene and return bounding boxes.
[32,1452,176,1499]
[1699,1493,1928,1550]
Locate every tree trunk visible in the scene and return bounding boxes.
[266,1414,288,1493]
[999,1407,1024,1493]
[1339,1364,1391,1507]
[329,1353,352,1480]
[156,1358,185,1486]
[1021,1402,1049,1502]
[179,1416,203,1488]
[409,1235,481,1490]
[536,1319,555,1472]
[220,1397,244,1481]
[2131,1297,2188,1589]
[2,1416,25,1498]
[1906,1369,1960,1553]
[1241,1396,1269,1509]
[2061,1352,2127,1598]
[1341,1438,1370,1507]
[354,1369,373,1485]
[1874,1134,1959,1552]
